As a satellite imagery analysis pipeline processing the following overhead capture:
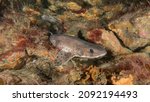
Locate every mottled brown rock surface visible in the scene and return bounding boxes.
[87,28,132,55]
[108,8,150,50]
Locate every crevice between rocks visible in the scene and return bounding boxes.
[133,44,150,52]
[104,27,132,50]
[104,27,150,53]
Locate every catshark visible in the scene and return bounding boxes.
[50,34,107,66]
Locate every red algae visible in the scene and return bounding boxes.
[116,55,150,83]
[0,51,13,61]
[15,36,27,50]
[87,28,102,43]
[0,38,27,62]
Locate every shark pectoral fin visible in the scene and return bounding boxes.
[53,51,75,66]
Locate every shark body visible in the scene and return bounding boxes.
[50,34,107,66]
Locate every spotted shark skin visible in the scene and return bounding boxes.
[50,34,107,66]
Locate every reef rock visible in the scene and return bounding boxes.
[108,8,150,51]
[87,28,132,55]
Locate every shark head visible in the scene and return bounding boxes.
[77,43,107,59]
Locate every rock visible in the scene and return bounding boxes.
[79,7,103,21]
[26,58,53,76]
[87,28,132,55]
[114,53,150,85]
[83,0,102,6]
[0,18,27,69]
[67,69,81,84]
[108,8,150,50]
[97,53,150,85]
[66,2,81,11]
[0,68,51,85]
[74,65,107,85]
[0,57,54,85]
[111,74,134,85]
[0,71,22,85]
[141,46,150,53]
[0,51,26,69]
[0,14,55,69]
[131,9,150,39]
[103,4,125,20]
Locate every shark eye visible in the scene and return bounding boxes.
[90,48,94,53]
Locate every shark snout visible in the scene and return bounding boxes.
[99,49,107,57]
